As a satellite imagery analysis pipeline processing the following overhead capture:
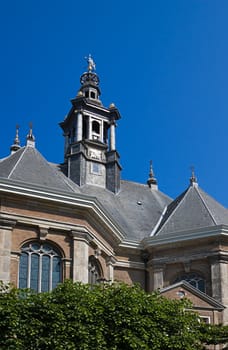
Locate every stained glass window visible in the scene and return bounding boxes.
[19,242,62,292]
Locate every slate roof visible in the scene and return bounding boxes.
[0,146,81,193]
[0,146,172,241]
[3,147,228,242]
[154,183,228,236]
[80,181,172,240]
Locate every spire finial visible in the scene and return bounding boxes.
[147,160,158,190]
[26,122,35,147]
[10,124,21,154]
[85,54,96,72]
[190,165,198,186]
[80,55,100,89]
[14,124,20,145]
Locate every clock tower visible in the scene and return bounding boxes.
[60,56,122,193]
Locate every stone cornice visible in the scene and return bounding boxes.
[106,256,117,266]
[143,225,228,249]
[71,227,94,244]
[115,259,145,270]
[0,217,17,230]
[0,178,125,243]
[148,250,228,266]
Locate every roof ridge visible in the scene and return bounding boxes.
[151,205,167,236]
[49,164,80,193]
[8,147,26,178]
[154,187,189,235]
[195,186,217,225]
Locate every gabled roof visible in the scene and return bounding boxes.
[0,146,81,193]
[160,281,224,310]
[153,183,228,236]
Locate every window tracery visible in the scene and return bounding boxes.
[19,242,62,292]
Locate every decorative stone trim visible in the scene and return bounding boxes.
[71,228,94,244]
[39,227,49,241]
[0,218,16,230]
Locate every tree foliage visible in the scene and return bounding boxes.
[0,280,227,349]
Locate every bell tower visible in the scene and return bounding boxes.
[60,56,122,193]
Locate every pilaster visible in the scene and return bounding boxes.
[106,256,117,282]
[210,254,228,324]
[71,228,93,283]
[0,219,16,284]
[148,262,164,292]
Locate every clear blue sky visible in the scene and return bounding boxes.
[0,0,228,206]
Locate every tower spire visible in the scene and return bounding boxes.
[10,124,21,154]
[78,54,101,101]
[26,122,35,147]
[147,160,158,190]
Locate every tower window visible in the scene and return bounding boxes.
[85,91,89,98]
[92,120,100,134]
[90,91,96,99]
[19,242,62,292]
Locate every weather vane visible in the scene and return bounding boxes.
[85,54,96,72]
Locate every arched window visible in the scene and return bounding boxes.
[88,256,102,285]
[92,120,100,139]
[19,242,62,292]
[174,272,206,293]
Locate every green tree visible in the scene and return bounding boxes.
[0,280,227,349]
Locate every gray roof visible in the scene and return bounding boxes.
[0,146,81,193]
[80,181,172,240]
[3,147,228,242]
[0,146,172,241]
[154,183,228,236]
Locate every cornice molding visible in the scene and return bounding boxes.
[143,225,228,249]
[0,179,125,243]
[0,217,17,230]
[71,228,94,244]
[115,259,145,270]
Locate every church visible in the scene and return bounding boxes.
[0,56,227,326]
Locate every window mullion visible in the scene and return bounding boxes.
[27,253,31,289]
[50,256,53,291]
[38,254,42,292]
